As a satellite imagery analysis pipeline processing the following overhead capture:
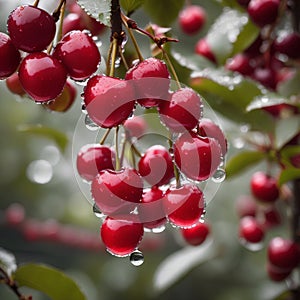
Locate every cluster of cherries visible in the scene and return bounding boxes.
[76,55,226,263]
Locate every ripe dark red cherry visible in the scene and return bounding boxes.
[266,263,292,282]
[250,171,279,203]
[239,216,264,243]
[140,186,167,229]
[101,216,144,257]
[274,33,300,59]
[268,237,300,270]
[62,13,85,35]
[53,30,101,81]
[181,222,210,246]
[7,5,56,52]
[252,68,277,90]
[179,5,206,35]
[247,0,280,27]
[0,33,21,80]
[225,54,254,76]
[174,132,222,182]
[76,144,116,182]
[159,88,203,132]
[195,38,216,63]
[197,118,227,156]
[164,184,205,228]
[18,52,67,102]
[125,58,170,108]
[84,75,135,128]
[91,168,143,216]
[138,145,174,186]
[6,73,25,96]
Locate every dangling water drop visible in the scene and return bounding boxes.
[93,203,104,218]
[85,114,99,131]
[212,168,226,183]
[151,225,166,233]
[239,238,264,252]
[130,250,144,267]
[81,104,87,114]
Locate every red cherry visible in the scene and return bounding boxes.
[91,168,143,216]
[237,0,250,7]
[123,116,147,139]
[268,237,300,270]
[76,144,116,181]
[262,206,281,230]
[138,145,174,186]
[174,132,222,181]
[84,75,135,128]
[291,153,300,168]
[101,216,144,257]
[53,30,100,81]
[245,35,263,57]
[252,68,277,90]
[44,80,77,112]
[235,195,257,218]
[181,222,210,246]
[5,203,25,226]
[195,38,216,63]
[7,5,56,52]
[266,263,292,282]
[225,54,254,76]
[140,186,167,229]
[250,171,279,203]
[22,220,43,241]
[239,216,264,243]
[197,118,228,156]
[159,88,203,133]
[125,58,170,108]
[18,52,67,102]
[6,72,26,96]
[164,184,205,228]
[274,33,300,59]
[179,5,206,35]
[263,104,298,118]
[62,13,85,35]
[247,0,280,27]
[0,33,21,79]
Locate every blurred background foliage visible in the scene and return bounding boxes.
[0,0,296,299]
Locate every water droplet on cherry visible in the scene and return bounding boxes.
[85,114,99,131]
[212,168,226,183]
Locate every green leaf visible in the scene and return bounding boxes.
[0,248,17,276]
[246,93,289,112]
[153,240,218,294]
[281,145,300,161]
[17,124,68,153]
[277,70,300,98]
[77,0,111,26]
[273,291,292,300]
[279,168,300,186]
[120,0,144,14]
[143,0,184,26]
[206,8,259,64]
[225,151,266,178]
[275,116,300,149]
[14,264,86,300]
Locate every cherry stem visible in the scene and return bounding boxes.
[52,0,66,22]
[32,0,40,7]
[118,46,129,70]
[162,49,181,89]
[115,126,121,170]
[109,38,118,77]
[99,128,111,145]
[168,136,181,188]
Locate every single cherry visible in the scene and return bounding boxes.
[18,52,67,102]
[250,171,279,203]
[101,216,144,257]
[123,116,147,139]
[181,221,210,246]
[76,144,116,182]
[164,184,205,228]
[239,216,264,243]
[5,203,25,226]
[266,263,292,282]
[225,54,254,76]
[195,38,216,63]
[252,68,277,90]
[179,5,206,35]
[159,88,203,132]
[7,5,56,52]
[84,75,135,128]
[174,132,222,181]
[5,72,26,96]
[62,13,85,35]
[138,145,174,186]
[125,58,170,108]
[274,32,300,59]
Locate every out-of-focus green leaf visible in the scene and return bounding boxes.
[225,151,266,178]
[280,145,300,162]
[246,94,290,112]
[279,168,300,186]
[277,70,300,98]
[272,291,292,300]
[120,0,144,14]
[143,0,184,26]
[14,264,86,300]
[206,8,259,64]
[275,116,300,149]
[153,239,218,294]
[77,0,111,26]
[0,248,17,276]
[17,124,68,153]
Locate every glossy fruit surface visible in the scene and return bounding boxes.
[250,171,279,203]
[138,145,174,186]
[101,216,144,257]
[252,68,277,90]
[91,168,143,216]
[274,33,300,59]
[123,116,147,139]
[179,5,206,35]
[181,222,210,246]
[125,58,170,108]
[18,52,67,102]
[159,88,202,132]
[76,144,116,181]
[53,30,101,81]
[7,5,56,52]
[225,54,253,76]
[174,132,222,181]
[84,75,135,128]
[5,72,25,96]
[164,184,205,228]
[195,38,216,63]
[239,216,264,243]
[266,263,292,282]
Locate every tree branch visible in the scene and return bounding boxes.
[110,0,124,45]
